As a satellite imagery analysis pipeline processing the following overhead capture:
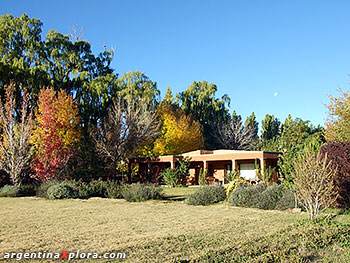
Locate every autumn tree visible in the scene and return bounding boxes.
[325,89,350,142]
[0,83,34,186]
[31,88,81,182]
[153,103,204,156]
[91,97,160,181]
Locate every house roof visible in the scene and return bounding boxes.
[130,149,282,163]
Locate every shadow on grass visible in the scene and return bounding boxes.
[162,195,187,201]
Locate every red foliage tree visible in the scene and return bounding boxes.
[320,142,350,207]
[31,88,80,182]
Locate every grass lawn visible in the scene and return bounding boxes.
[162,186,199,201]
[0,196,349,262]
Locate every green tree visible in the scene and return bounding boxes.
[0,13,116,127]
[261,114,280,143]
[245,112,259,138]
[117,71,160,111]
[277,115,325,189]
[0,14,45,102]
[245,112,259,150]
[177,81,230,149]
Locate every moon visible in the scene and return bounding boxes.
[274,92,278,97]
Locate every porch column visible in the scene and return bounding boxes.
[170,161,175,169]
[203,160,208,170]
[232,159,236,172]
[259,158,265,179]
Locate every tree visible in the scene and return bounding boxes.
[0,13,116,128]
[245,112,259,138]
[163,86,175,105]
[214,111,256,150]
[117,71,160,111]
[294,151,338,220]
[153,103,204,156]
[320,142,350,207]
[0,83,34,186]
[91,97,160,180]
[0,14,44,97]
[177,81,230,149]
[245,112,259,150]
[261,114,280,143]
[278,116,325,188]
[31,88,81,182]
[325,89,350,142]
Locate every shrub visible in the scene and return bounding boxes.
[224,177,248,198]
[276,189,296,210]
[60,180,89,199]
[0,185,19,197]
[198,168,209,186]
[47,184,74,199]
[161,168,179,187]
[228,184,266,208]
[122,184,163,202]
[186,185,226,206]
[228,184,296,210]
[105,181,124,199]
[256,184,287,210]
[36,180,59,198]
[84,179,108,197]
[19,184,37,197]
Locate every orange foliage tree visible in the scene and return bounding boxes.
[31,88,81,181]
[154,103,204,156]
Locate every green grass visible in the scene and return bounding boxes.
[162,186,198,201]
[0,197,349,262]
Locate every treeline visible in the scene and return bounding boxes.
[0,14,349,208]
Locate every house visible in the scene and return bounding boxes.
[128,149,282,185]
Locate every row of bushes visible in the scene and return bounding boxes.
[185,184,296,210]
[0,180,163,202]
[1,180,296,210]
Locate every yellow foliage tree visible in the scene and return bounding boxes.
[325,89,350,142]
[154,103,204,155]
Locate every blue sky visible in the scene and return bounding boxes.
[2,0,350,128]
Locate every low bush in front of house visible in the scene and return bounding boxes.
[0,184,38,197]
[105,181,125,199]
[228,184,296,210]
[122,183,163,202]
[0,185,19,197]
[37,179,125,199]
[228,184,266,208]
[47,183,74,200]
[36,180,59,198]
[186,185,226,206]
[18,184,37,197]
